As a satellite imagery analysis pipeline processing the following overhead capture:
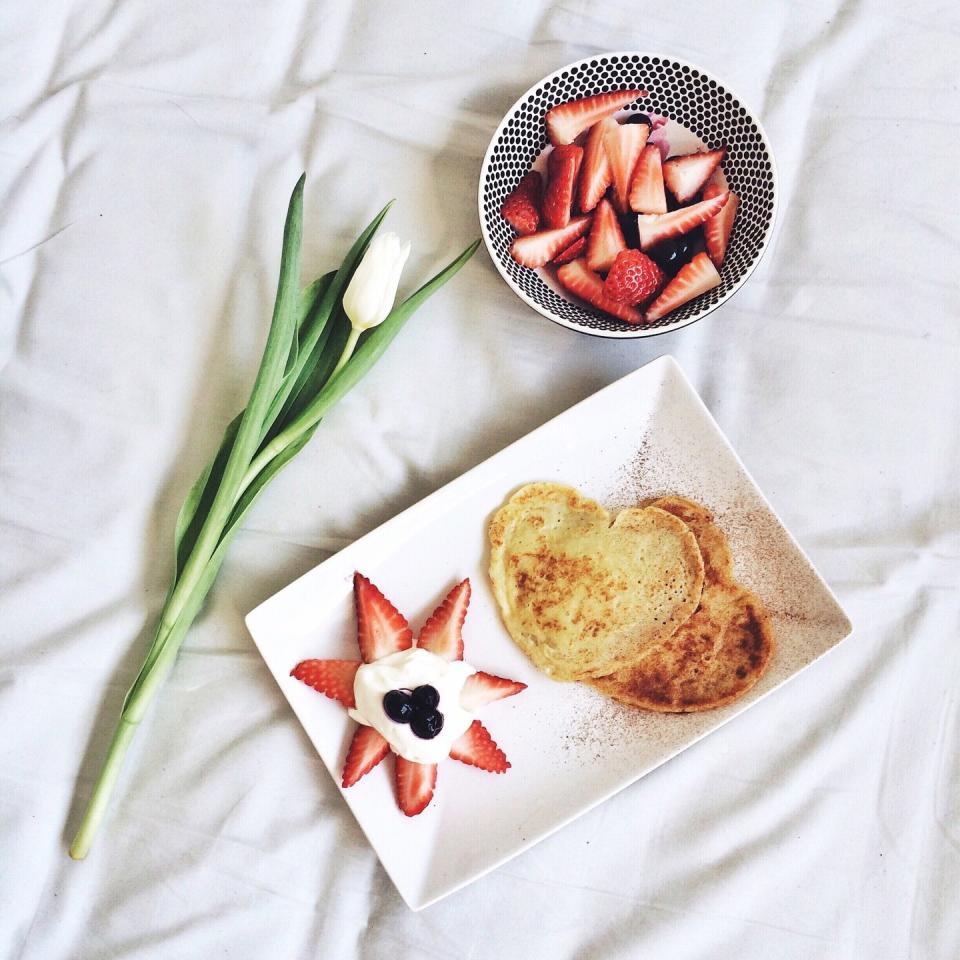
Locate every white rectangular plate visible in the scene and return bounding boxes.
[246,355,852,910]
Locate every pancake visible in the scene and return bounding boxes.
[590,497,774,712]
[488,483,705,681]
[643,495,733,587]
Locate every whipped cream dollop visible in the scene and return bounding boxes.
[348,647,477,764]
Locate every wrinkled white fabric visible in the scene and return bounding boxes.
[1,1,958,958]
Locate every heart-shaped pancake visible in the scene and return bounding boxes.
[590,496,774,711]
[488,483,705,681]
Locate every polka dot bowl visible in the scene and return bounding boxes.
[478,53,778,338]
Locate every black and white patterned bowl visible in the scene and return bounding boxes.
[478,53,778,338]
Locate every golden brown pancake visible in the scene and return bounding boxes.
[590,497,774,712]
[644,495,733,587]
[488,483,705,681]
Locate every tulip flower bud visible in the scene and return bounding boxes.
[343,232,411,332]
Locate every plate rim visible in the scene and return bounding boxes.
[477,51,781,339]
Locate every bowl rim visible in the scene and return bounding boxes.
[477,51,780,339]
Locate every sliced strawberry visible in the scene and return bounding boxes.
[628,144,667,214]
[604,122,649,211]
[542,145,584,229]
[645,252,722,322]
[354,572,413,663]
[706,167,729,193]
[291,659,361,708]
[636,192,729,250]
[510,216,591,269]
[417,579,470,661]
[556,258,645,325]
[500,171,542,235]
[578,117,616,212]
[551,235,586,266]
[702,171,739,268]
[545,89,645,146]
[460,671,527,710]
[342,726,390,788]
[585,198,626,273]
[449,720,510,773]
[395,757,437,816]
[662,148,727,203]
[603,249,665,306]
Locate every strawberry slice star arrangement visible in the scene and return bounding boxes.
[292,573,526,816]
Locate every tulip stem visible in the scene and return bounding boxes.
[330,327,361,380]
[234,325,361,501]
[69,716,137,860]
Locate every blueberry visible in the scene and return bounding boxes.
[647,232,700,275]
[410,709,444,740]
[383,689,414,723]
[623,113,652,127]
[619,214,640,250]
[411,685,439,710]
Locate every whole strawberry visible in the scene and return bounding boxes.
[500,171,543,236]
[603,249,665,306]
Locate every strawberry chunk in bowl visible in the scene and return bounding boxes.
[479,53,777,338]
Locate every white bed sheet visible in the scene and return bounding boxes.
[2,1,958,957]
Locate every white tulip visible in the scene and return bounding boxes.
[343,232,411,332]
